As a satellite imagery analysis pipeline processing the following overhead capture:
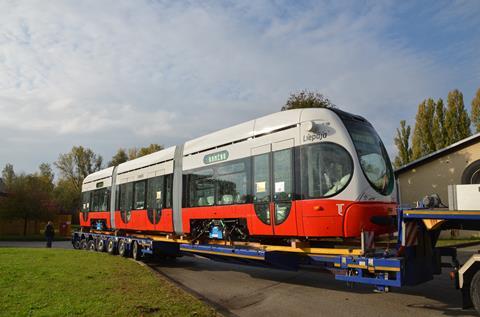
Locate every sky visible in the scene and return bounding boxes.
[0,0,479,175]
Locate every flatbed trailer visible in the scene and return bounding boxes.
[72,208,480,314]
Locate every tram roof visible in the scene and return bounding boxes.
[84,108,363,183]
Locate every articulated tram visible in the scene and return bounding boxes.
[80,108,396,241]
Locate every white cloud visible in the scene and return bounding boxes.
[0,0,476,172]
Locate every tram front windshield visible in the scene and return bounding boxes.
[344,119,394,195]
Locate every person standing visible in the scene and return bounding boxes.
[45,221,55,248]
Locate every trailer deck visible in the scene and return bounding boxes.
[72,208,480,314]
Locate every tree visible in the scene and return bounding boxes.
[54,178,80,217]
[393,120,412,167]
[412,100,434,160]
[281,90,335,111]
[38,163,54,192]
[55,146,103,193]
[432,98,446,149]
[445,89,471,144]
[108,148,128,167]
[126,144,164,160]
[2,163,15,187]
[0,173,55,235]
[472,88,480,133]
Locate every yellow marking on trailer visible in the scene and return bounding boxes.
[179,248,264,260]
[373,266,401,272]
[423,219,445,230]
[264,245,364,256]
[345,264,400,272]
[348,264,367,269]
[334,263,341,268]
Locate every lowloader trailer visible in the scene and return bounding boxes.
[72,208,480,314]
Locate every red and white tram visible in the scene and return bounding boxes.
[80,108,396,241]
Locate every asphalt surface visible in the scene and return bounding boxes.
[2,240,478,316]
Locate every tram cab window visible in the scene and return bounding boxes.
[343,119,394,195]
[133,181,146,210]
[81,191,90,212]
[301,143,353,198]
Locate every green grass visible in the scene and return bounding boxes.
[436,238,480,247]
[0,248,216,317]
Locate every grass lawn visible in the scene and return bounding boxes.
[436,238,480,247]
[0,248,216,317]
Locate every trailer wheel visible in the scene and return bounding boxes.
[96,239,105,252]
[73,239,81,249]
[87,240,96,251]
[470,270,480,314]
[132,241,141,261]
[118,239,129,257]
[80,239,88,250]
[107,238,117,255]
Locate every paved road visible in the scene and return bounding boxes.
[2,241,478,316]
[0,240,72,249]
[149,247,479,317]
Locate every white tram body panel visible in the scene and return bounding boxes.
[80,108,397,239]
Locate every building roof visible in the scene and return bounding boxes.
[395,132,480,175]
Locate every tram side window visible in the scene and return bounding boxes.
[91,188,109,211]
[301,143,353,198]
[81,191,90,212]
[101,188,109,211]
[119,183,134,211]
[165,174,173,208]
[273,149,293,200]
[253,154,270,203]
[215,160,248,205]
[133,181,146,210]
[147,176,164,210]
[189,168,215,207]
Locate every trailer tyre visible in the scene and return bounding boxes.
[87,240,96,251]
[118,239,129,257]
[96,239,105,252]
[132,241,141,261]
[470,270,480,314]
[80,239,88,250]
[107,238,117,255]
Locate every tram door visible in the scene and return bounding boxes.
[251,139,297,236]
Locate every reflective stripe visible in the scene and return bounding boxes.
[172,145,184,234]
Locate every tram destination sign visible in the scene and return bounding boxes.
[204,150,229,164]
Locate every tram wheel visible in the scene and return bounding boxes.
[107,238,117,255]
[80,239,88,250]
